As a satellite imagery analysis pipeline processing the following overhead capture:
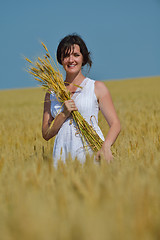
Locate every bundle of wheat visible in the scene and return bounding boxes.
[25,42,104,152]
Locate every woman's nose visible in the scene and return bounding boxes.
[68,54,74,62]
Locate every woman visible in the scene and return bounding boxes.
[42,34,121,167]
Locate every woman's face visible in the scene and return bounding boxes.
[61,44,83,75]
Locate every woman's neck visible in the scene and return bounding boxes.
[65,71,85,85]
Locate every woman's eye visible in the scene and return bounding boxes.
[74,53,80,57]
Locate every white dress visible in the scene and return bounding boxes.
[50,78,105,167]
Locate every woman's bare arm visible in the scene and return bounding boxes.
[42,92,77,141]
[94,81,121,161]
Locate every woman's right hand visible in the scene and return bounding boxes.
[63,99,78,118]
[42,94,78,141]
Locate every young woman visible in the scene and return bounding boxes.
[42,34,121,167]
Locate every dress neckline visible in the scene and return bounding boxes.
[71,78,88,100]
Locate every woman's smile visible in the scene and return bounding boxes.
[62,44,83,75]
[68,64,76,68]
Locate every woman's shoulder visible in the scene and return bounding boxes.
[94,80,110,99]
[94,80,109,90]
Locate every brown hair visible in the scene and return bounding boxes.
[57,34,92,68]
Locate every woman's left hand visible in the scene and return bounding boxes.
[96,142,113,163]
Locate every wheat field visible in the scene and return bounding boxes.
[0,77,160,240]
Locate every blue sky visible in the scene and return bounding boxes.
[1,0,160,89]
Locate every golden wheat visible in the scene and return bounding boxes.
[0,77,160,240]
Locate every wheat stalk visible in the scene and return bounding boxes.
[25,42,104,152]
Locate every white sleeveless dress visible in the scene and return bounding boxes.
[50,78,105,167]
